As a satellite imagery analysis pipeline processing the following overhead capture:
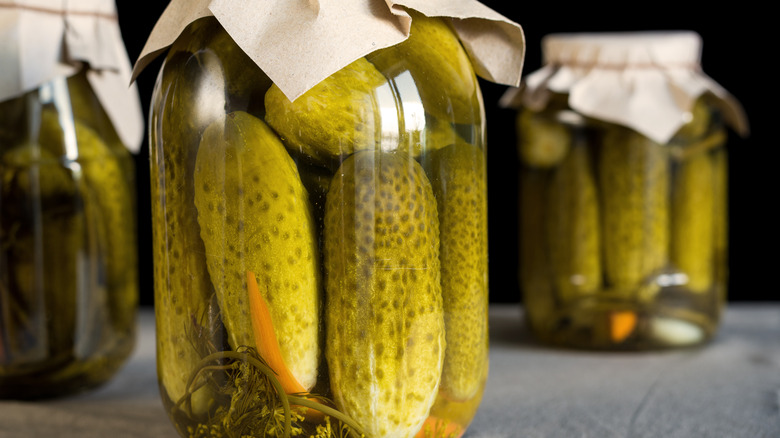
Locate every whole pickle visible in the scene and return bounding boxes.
[600,128,669,293]
[194,111,320,390]
[324,150,444,438]
[546,145,602,302]
[367,11,478,125]
[37,109,136,330]
[516,109,571,169]
[424,142,487,402]
[1,144,80,362]
[264,58,387,165]
[150,51,219,413]
[712,147,728,298]
[672,152,715,293]
[518,169,555,334]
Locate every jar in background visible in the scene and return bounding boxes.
[0,69,138,398]
[506,32,748,350]
[146,12,493,438]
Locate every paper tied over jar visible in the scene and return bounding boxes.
[131,0,526,101]
[0,0,144,152]
[500,31,749,144]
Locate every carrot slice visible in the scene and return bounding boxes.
[247,270,306,395]
[415,416,464,438]
[610,311,637,343]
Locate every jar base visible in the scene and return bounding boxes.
[0,332,134,400]
[526,285,722,350]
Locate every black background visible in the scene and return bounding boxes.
[117,2,772,307]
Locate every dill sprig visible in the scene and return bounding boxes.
[171,345,365,438]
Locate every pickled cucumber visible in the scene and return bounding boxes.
[712,148,728,297]
[518,170,555,333]
[600,128,669,293]
[194,111,320,391]
[37,109,136,329]
[366,11,478,125]
[516,108,571,169]
[425,142,487,402]
[324,150,445,438]
[1,144,80,362]
[672,151,715,293]
[264,58,386,164]
[150,51,219,413]
[546,145,601,302]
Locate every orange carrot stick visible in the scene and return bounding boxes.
[247,270,307,395]
[610,311,637,343]
[415,416,464,438]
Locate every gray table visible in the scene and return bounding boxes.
[2,304,779,438]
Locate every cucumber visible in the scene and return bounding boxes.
[324,150,444,438]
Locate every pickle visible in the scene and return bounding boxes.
[150,52,218,413]
[516,108,571,169]
[600,128,670,293]
[671,152,715,293]
[194,111,320,390]
[712,148,728,297]
[518,169,555,333]
[546,145,602,302]
[1,144,80,362]
[425,142,487,402]
[37,109,136,330]
[324,150,444,438]
[366,11,478,125]
[264,58,386,165]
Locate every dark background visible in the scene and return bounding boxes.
[117,2,771,307]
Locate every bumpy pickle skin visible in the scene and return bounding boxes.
[424,142,487,402]
[516,109,571,169]
[546,144,602,302]
[37,109,137,330]
[150,51,219,414]
[264,58,387,164]
[366,11,478,125]
[600,128,670,294]
[194,111,320,390]
[324,150,445,438]
[671,151,715,293]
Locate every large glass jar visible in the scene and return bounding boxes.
[511,32,747,350]
[0,69,138,398]
[149,14,488,438]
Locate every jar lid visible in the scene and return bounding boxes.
[501,31,749,143]
[0,0,143,152]
[131,0,526,102]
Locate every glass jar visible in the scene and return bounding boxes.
[512,32,746,350]
[149,14,487,438]
[0,69,138,398]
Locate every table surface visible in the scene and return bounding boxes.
[1,303,779,438]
